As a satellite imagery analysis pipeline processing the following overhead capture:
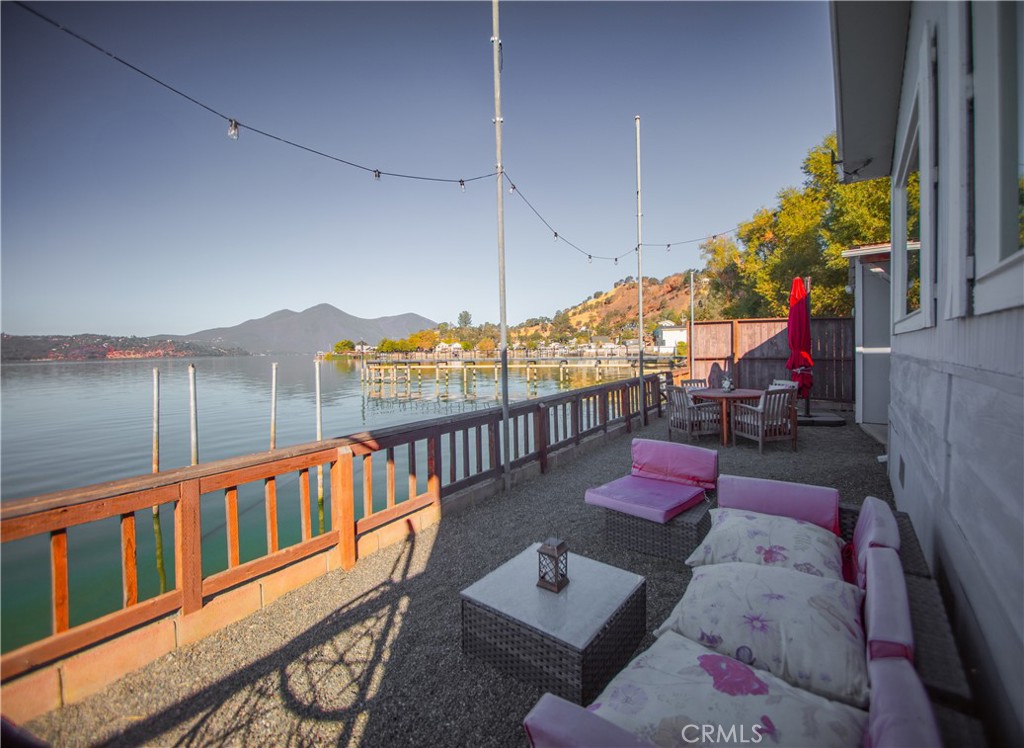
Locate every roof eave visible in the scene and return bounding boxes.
[830,1,911,183]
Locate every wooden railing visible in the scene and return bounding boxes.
[0,374,661,683]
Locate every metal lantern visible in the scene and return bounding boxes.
[537,538,569,592]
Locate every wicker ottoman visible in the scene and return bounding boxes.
[460,544,646,704]
[603,498,712,560]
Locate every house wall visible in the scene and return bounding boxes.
[886,3,1024,743]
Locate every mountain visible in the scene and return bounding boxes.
[172,304,436,354]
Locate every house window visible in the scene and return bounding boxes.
[971,2,1024,314]
[892,26,936,333]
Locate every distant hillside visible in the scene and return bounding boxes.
[171,304,437,354]
[0,334,247,362]
[514,273,693,340]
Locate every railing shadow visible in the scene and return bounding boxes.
[98,531,422,747]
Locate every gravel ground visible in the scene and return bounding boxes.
[26,407,891,748]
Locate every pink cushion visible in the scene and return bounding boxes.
[523,693,649,748]
[865,658,942,748]
[630,438,718,490]
[854,496,901,588]
[585,475,705,523]
[865,547,914,661]
[716,474,840,534]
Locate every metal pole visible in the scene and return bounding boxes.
[635,115,646,425]
[151,367,167,593]
[270,362,278,450]
[315,359,325,532]
[493,0,511,493]
[152,368,160,474]
[188,363,199,465]
[690,270,695,375]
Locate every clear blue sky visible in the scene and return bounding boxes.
[1,1,836,337]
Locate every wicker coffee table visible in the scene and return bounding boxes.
[460,543,646,704]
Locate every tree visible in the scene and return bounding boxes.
[334,339,355,354]
[476,337,496,353]
[458,311,472,328]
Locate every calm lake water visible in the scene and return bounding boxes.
[0,355,617,651]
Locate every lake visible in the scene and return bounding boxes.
[0,355,623,651]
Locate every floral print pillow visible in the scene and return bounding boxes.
[590,630,868,747]
[686,507,845,581]
[655,562,869,708]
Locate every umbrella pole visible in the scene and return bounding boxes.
[804,276,812,417]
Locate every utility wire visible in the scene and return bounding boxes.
[17,1,743,262]
[14,1,495,186]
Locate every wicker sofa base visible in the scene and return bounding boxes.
[603,499,711,560]
[461,581,646,704]
[839,501,932,577]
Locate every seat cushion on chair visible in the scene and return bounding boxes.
[585,475,705,524]
[630,438,718,490]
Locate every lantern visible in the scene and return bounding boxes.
[537,538,569,592]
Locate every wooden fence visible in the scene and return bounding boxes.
[0,374,661,688]
[689,318,854,402]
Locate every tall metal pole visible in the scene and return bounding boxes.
[689,270,696,375]
[493,0,511,492]
[270,362,278,450]
[635,115,646,425]
[188,363,199,465]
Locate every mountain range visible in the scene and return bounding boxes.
[164,304,436,354]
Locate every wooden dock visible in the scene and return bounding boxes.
[361,356,680,384]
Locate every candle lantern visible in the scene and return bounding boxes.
[537,538,570,592]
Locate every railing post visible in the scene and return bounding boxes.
[175,479,203,615]
[536,404,549,474]
[654,374,663,418]
[427,430,442,501]
[50,529,69,633]
[600,389,609,433]
[621,383,632,433]
[572,393,581,446]
[332,447,356,571]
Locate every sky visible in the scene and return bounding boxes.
[1,1,837,337]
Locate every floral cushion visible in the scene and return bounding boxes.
[655,562,869,707]
[686,507,845,580]
[589,630,868,747]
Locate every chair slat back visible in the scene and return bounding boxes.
[764,388,794,427]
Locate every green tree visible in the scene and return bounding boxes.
[458,310,473,328]
[334,339,355,354]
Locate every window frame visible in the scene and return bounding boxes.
[971,1,1023,315]
[892,25,937,334]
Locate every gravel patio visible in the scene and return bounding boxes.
[27,407,893,748]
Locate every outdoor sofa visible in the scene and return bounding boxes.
[526,473,945,747]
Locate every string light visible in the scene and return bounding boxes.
[16,2,748,270]
[12,2,495,188]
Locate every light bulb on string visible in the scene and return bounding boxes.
[666,244,671,252]
[553,232,558,242]
[459,179,466,193]
[614,257,618,266]
[509,183,516,194]
[373,169,381,181]
[227,119,239,140]
[588,255,592,264]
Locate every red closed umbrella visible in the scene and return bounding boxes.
[786,277,814,405]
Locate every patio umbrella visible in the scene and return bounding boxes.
[786,277,814,414]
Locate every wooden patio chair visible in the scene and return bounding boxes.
[667,385,721,443]
[730,386,798,453]
[675,378,708,390]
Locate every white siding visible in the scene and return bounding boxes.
[887,3,1024,741]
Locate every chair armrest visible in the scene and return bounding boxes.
[523,694,650,748]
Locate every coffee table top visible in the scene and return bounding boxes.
[460,543,645,650]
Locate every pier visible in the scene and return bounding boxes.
[361,356,682,385]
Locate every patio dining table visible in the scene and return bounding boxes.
[690,387,764,446]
